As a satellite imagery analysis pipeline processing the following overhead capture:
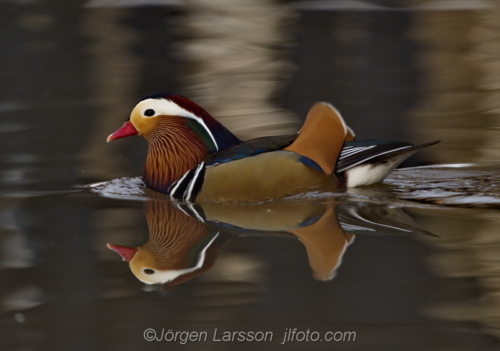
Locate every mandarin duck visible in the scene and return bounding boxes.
[107,93,438,203]
[107,199,434,285]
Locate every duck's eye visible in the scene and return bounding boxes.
[143,268,155,275]
[144,109,155,117]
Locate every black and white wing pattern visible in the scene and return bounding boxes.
[336,140,439,187]
[168,162,206,202]
[336,140,418,173]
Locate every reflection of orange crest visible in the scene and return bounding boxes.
[290,206,354,281]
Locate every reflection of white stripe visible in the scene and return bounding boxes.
[400,163,475,170]
[174,203,192,218]
[187,203,205,223]
[185,162,204,201]
[346,207,411,232]
[174,202,205,223]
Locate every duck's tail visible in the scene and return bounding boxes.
[284,103,349,174]
[336,140,440,187]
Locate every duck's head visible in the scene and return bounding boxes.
[106,200,221,285]
[106,243,178,285]
[107,93,240,151]
[107,238,219,286]
[107,93,241,192]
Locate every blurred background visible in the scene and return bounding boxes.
[2,0,500,350]
[2,0,500,189]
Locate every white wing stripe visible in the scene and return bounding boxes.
[338,145,413,172]
[169,169,191,195]
[339,145,377,159]
[185,162,205,201]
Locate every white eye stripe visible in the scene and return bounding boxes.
[136,232,220,284]
[137,98,219,151]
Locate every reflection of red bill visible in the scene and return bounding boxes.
[107,243,138,262]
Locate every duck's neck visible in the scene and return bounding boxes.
[143,118,208,193]
[145,200,208,269]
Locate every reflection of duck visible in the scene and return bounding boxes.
[107,200,222,285]
[108,199,433,285]
[107,93,438,203]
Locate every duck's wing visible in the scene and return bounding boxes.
[167,135,297,201]
[337,203,436,237]
[336,140,439,173]
[336,140,440,187]
[204,134,297,167]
